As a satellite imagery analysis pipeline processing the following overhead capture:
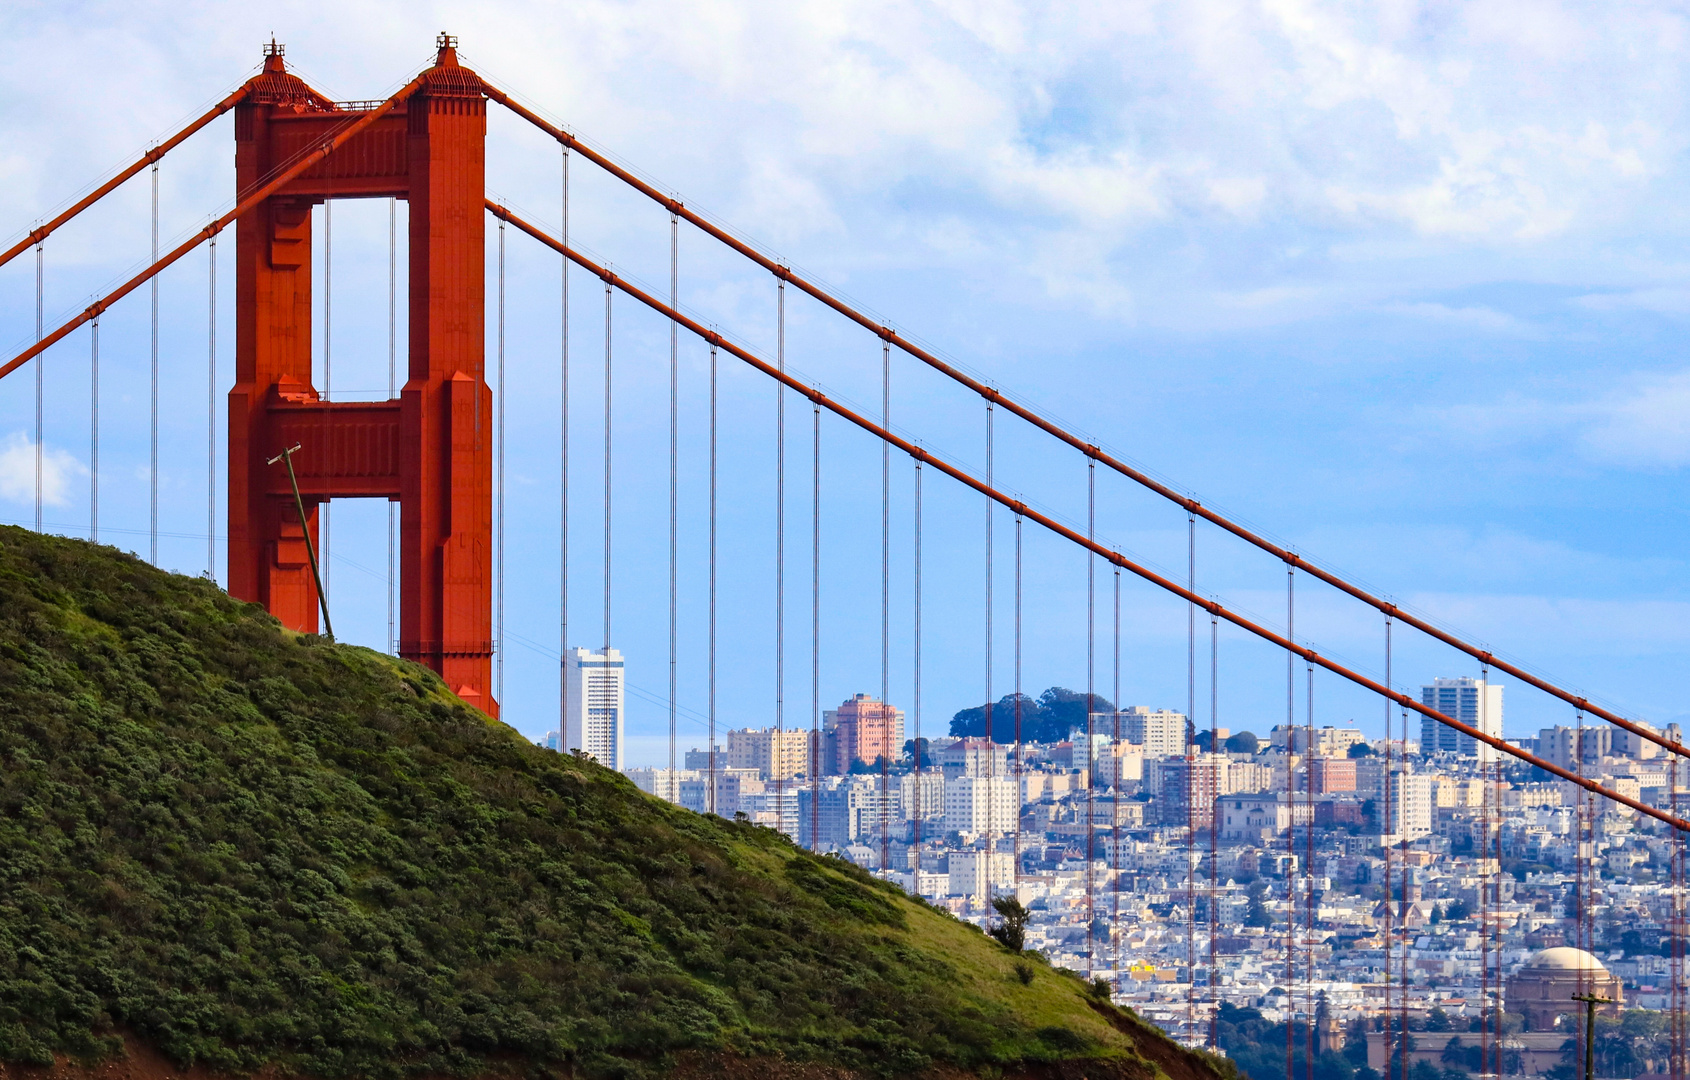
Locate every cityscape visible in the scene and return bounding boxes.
[548,651,1686,1071]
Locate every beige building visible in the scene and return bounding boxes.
[726,726,814,781]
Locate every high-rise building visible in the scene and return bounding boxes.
[1383,772,1434,840]
[564,646,625,768]
[1155,754,1231,827]
[822,694,905,774]
[1420,677,1503,760]
[944,775,1018,837]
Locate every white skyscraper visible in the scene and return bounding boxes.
[565,646,625,768]
[1420,677,1503,761]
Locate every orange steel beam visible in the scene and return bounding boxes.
[488,196,1690,835]
[0,85,250,271]
[0,77,426,385]
[485,82,1687,764]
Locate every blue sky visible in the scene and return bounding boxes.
[1,1,1687,762]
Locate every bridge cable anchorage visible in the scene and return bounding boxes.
[34,240,43,533]
[0,85,248,273]
[89,316,99,543]
[150,159,158,565]
[810,398,820,851]
[912,452,923,874]
[486,200,1690,830]
[708,339,717,815]
[879,337,890,872]
[497,218,506,705]
[1085,456,1095,981]
[207,237,217,580]
[1,77,424,391]
[669,211,678,782]
[1284,565,1294,1080]
[480,90,1688,764]
[1186,510,1196,1032]
[775,276,785,836]
[559,145,570,748]
[387,197,397,653]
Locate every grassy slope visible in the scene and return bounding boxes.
[0,527,1214,1080]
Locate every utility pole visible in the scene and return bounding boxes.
[267,444,334,642]
[1571,992,1614,1080]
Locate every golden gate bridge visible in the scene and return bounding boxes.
[1,32,1684,1078]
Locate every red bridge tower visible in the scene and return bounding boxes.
[228,37,497,716]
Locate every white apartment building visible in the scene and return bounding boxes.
[1383,773,1434,841]
[1112,707,1190,757]
[945,775,1018,836]
[947,850,1016,897]
[902,771,947,825]
[625,767,695,803]
[564,646,625,768]
[1420,677,1503,760]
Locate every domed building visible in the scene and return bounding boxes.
[1507,947,1623,1029]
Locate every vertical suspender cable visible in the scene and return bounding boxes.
[1305,660,1316,1080]
[34,241,43,533]
[1398,694,1409,1080]
[1674,746,1684,1080]
[811,401,820,848]
[1383,616,1395,1080]
[775,280,785,829]
[388,197,397,653]
[708,340,718,813]
[603,279,612,655]
[1187,511,1197,1028]
[880,340,890,871]
[322,201,331,606]
[560,147,571,738]
[1085,459,1096,979]
[1481,670,1493,1075]
[90,317,99,543]
[496,221,506,705]
[1285,565,1295,1080]
[1490,677,1502,1080]
[985,401,995,895]
[913,456,923,874]
[1209,603,1219,1047]
[208,238,217,578]
[669,212,678,779]
[150,160,158,564]
[1013,509,1023,887]
[1113,569,1122,995]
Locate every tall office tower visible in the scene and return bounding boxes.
[1419,677,1504,760]
[564,646,625,768]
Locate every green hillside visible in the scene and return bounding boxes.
[0,526,1224,1080]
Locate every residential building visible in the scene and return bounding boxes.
[564,646,624,768]
[902,771,946,826]
[1113,707,1189,757]
[1155,754,1231,827]
[726,726,813,780]
[1383,772,1434,840]
[822,694,905,774]
[945,775,1018,836]
[1420,677,1504,759]
[947,850,1016,897]
[941,737,1012,779]
[1309,757,1357,794]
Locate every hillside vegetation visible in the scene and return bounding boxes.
[0,527,1222,1080]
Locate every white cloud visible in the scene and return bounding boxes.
[1582,371,1690,467]
[0,434,85,508]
